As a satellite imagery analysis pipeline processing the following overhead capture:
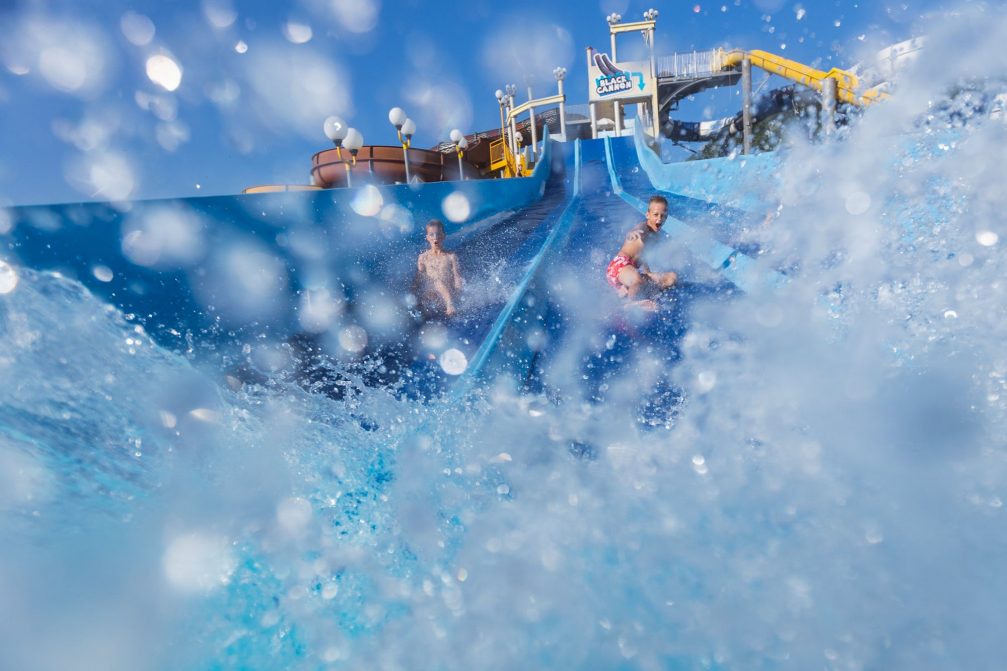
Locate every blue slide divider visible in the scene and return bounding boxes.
[606,135,785,292]
[632,121,781,214]
[454,140,582,395]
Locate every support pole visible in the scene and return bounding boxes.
[509,114,518,163]
[527,86,537,161]
[649,26,660,141]
[457,151,464,180]
[557,79,567,141]
[587,46,597,139]
[611,31,621,136]
[504,99,514,173]
[741,56,753,155]
[821,77,837,137]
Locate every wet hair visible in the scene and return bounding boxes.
[426,219,445,233]
[648,195,668,208]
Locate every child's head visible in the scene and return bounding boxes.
[646,195,669,230]
[425,219,446,247]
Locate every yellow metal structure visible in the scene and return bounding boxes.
[717,48,889,106]
[488,137,531,178]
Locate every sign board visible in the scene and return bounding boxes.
[588,52,655,103]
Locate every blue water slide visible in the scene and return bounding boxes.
[604,135,786,293]
[633,121,782,214]
[457,134,790,398]
[0,143,561,374]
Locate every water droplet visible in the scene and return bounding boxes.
[338,325,368,353]
[92,265,114,282]
[697,370,717,393]
[283,20,313,44]
[350,185,383,217]
[976,230,998,247]
[0,260,19,294]
[146,54,183,91]
[442,192,471,223]
[439,348,468,375]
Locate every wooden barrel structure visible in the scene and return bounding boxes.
[311,145,481,188]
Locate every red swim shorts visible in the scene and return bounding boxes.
[606,254,636,289]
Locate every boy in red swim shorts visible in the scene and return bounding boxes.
[606,195,677,308]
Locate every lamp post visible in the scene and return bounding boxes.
[322,116,362,188]
[643,8,660,139]
[526,83,537,161]
[553,66,567,141]
[495,89,506,133]
[323,115,348,160]
[449,129,468,180]
[606,12,621,58]
[342,128,363,187]
[642,8,659,31]
[401,118,416,182]
[505,83,518,160]
[389,107,415,184]
[494,89,508,177]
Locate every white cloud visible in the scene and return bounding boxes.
[242,42,352,138]
[481,20,574,86]
[0,15,112,97]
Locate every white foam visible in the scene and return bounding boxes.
[162,532,236,592]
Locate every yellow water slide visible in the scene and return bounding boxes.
[717,48,889,106]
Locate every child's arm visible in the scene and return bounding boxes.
[450,253,462,291]
[618,229,644,259]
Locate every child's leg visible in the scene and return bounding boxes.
[651,271,677,290]
[617,265,645,298]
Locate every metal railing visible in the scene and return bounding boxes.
[656,49,723,79]
[488,137,525,177]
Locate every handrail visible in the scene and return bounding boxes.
[507,94,566,123]
[717,48,889,106]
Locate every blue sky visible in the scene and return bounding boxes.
[0,0,951,205]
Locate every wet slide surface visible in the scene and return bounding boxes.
[607,136,763,256]
[2,144,575,401]
[474,138,739,429]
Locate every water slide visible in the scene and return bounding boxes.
[717,48,889,106]
[453,134,787,406]
[665,86,819,143]
[1,141,581,396]
[3,126,776,408]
